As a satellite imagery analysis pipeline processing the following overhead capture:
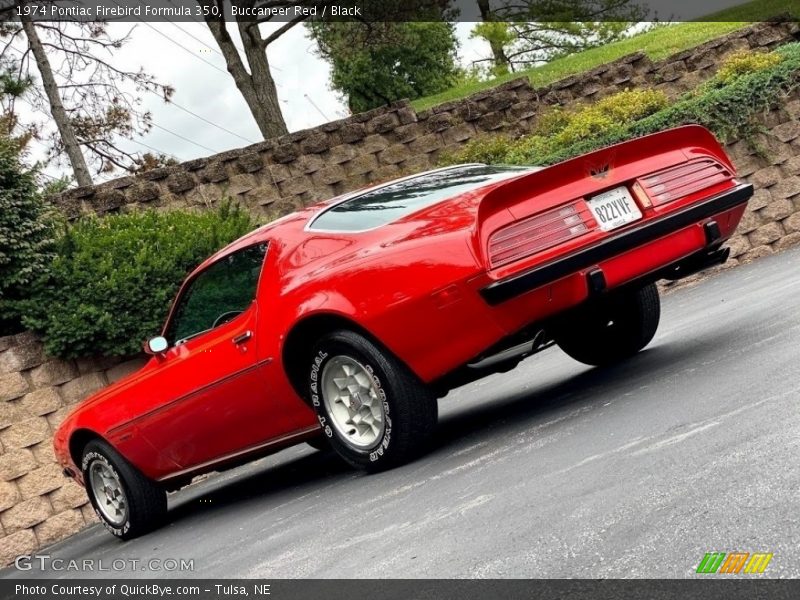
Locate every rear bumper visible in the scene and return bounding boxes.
[480,183,753,305]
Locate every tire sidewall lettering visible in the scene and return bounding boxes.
[309,350,328,407]
[81,451,130,537]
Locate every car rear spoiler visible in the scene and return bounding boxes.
[475,125,737,252]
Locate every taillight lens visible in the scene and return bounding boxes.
[488,201,594,268]
[638,158,733,206]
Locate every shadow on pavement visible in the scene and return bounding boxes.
[161,322,738,529]
[429,325,739,454]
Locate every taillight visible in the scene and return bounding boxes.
[638,158,733,206]
[488,201,594,268]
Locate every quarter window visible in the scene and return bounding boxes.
[167,244,266,345]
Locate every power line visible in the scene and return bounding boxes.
[6,40,228,156]
[151,121,219,153]
[304,93,329,120]
[165,3,284,73]
[167,20,285,74]
[129,21,294,141]
[126,137,179,160]
[9,30,258,145]
[138,20,289,130]
[15,86,188,156]
[139,20,231,77]
[105,0,227,76]
[163,95,258,144]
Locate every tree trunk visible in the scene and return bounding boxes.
[477,0,513,73]
[203,11,288,140]
[19,9,93,187]
[236,20,288,139]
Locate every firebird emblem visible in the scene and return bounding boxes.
[588,161,611,179]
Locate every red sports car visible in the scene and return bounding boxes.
[54,125,751,539]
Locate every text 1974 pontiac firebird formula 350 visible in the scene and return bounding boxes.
[54,125,752,539]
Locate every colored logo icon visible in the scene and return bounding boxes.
[696,552,773,574]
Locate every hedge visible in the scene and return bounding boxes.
[20,204,257,359]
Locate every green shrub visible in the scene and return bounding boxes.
[20,204,257,358]
[440,42,800,167]
[533,106,570,137]
[716,49,783,85]
[627,42,800,147]
[438,134,515,165]
[0,137,55,335]
[553,89,668,146]
[440,88,667,166]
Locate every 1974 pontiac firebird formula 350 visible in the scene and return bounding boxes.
[54,125,752,539]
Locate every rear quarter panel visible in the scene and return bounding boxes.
[274,221,505,383]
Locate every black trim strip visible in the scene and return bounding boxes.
[108,357,273,435]
[480,183,753,305]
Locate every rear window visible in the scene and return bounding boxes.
[308,165,533,232]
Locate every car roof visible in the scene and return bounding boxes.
[192,163,537,275]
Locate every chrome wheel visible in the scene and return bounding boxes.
[89,460,128,526]
[321,355,385,449]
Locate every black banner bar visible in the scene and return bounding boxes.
[0,0,795,24]
[3,580,800,600]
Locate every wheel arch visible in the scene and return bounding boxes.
[69,428,107,469]
[282,312,406,404]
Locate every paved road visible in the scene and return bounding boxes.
[5,247,800,579]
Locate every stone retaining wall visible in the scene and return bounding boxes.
[50,20,800,224]
[711,93,800,269]
[0,337,145,565]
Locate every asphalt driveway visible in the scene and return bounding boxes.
[5,246,800,579]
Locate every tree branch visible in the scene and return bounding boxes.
[260,16,303,47]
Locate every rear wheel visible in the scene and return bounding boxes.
[554,283,660,367]
[306,330,437,472]
[81,440,167,540]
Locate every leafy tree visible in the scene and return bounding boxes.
[471,0,647,72]
[474,0,514,76]
[199,1,452,135]
[0,134,54,335]
[308,21,460,112]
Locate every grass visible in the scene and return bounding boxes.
[412,0,797,112]
[438,42,800,168]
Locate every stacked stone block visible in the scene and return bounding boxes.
[0,333,146,565]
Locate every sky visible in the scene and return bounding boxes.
[17,21,488,182]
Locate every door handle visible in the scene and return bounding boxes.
[232,331,253,345]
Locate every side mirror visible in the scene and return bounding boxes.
[144,336,169,356]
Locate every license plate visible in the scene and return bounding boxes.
[587,186,642,232]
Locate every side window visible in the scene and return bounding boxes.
[167,243,267,345]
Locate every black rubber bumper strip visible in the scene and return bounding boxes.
[480,183,753,306]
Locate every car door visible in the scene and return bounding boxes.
[133,243,276,469]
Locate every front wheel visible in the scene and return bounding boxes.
[307,330,437,472]
[81,440,167,540]
[554,283,661,367]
